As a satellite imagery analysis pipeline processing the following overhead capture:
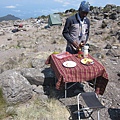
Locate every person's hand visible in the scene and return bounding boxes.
[72,41,79,50]
[79,41,85,47]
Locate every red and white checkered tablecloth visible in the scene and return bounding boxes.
[45,53,109,95]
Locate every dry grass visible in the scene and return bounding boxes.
[0,88,7,120]
[14,98,70,120]
[1,95,70,120]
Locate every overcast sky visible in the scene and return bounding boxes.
[0,0,120,19]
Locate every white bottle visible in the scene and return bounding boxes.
[84,45,89,58]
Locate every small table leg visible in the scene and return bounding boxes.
[65,82,67,98]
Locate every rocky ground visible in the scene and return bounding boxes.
[0,4,120,120]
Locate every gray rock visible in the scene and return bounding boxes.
[117,72,120,77]
[31,58,45,68]
[104,43,112,49]
[106,49,119,57]
[33,85,44,94]
[93,53,103,59]
[0,70,32,104]
[21,68,55,86]
[38,94,48,101]
[104,13,109,18]
[6,106,17,115]
[94,16,102,20]
[101,20,108,28]
[21,68,44,85]
[117,6,120,13]
[109,12,117,20]
[95,30,103,35]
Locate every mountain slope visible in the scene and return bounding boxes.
[0,14,20,22]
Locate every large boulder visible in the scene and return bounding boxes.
[21,68,45,86]
[0,70,32,104]
[20,68,55,86]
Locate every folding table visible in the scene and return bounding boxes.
[45,53,109,98]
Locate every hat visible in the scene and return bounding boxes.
[78,1,90,12]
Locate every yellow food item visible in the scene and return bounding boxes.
[82,58,93,64]
[53,51,59,54]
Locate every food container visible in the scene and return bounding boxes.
[78,49,83,58]
[83,45,89,58]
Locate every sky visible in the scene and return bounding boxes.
[0,0,120,19]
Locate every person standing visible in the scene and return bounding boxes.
[62,1,90,54]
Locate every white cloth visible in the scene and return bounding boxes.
[77,13,87,41]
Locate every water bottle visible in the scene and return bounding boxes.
[84,45,89,58]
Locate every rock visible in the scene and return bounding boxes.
[0,31,5,36]
[33,85,44,94]
[93,53,103,59]
[6,106,17,115]
[117,6,120,13]
[21,68,45,85]
[112,46,118,49]
[104,43,112,49]
[101,20,108,28]
[117,72,120,77]
[109,12,117,20]
[38,94,48,101]
[0,70,32,104]
[106,49,119,57]
[95,30,103,35]
[104,13,109,19]
[31,84,37,90]
[89,44,99,52]
[106,49,114,57]
[21,68,55,86]
[7,37,12,41]
[94,16,102,20]
[31,58,46,68]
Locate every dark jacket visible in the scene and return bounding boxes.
[62,13,90,54]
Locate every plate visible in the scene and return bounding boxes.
[63,61,76,68]
[81,58,94,65]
